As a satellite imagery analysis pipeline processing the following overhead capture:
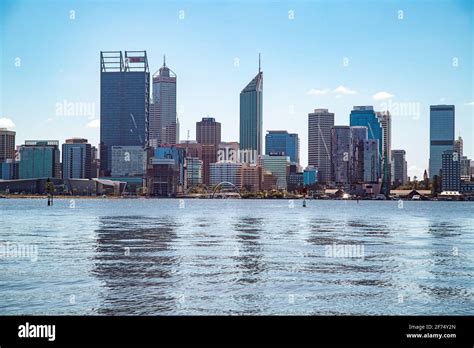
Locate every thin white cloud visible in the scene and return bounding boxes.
[307,88,329,96]
[408,165,424,179]
[86,119,100,128]
[333,86,356,95]
[372,91,394,101]
[0,117,16,129]
[465,101,474,105]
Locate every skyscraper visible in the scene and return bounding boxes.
[196,117,222,146]
[350,126,368,184]
[331,126,351,185]
[100,51,150,176]
[19,140,61,179]
[240,55,263,161]
[375,111,392,165]
[260,154,290,190]
[209,162,243,189]
[62,138,92,179]
[150,56,178,147]
[196,117,221,185]
[308,109,334,183]
[460,156,471,181]
[0,128,15,162]
[391,150,408,187]
[429,105,455,179]
[185,157,203,187]
[350,106,383,157]
[376,110,392,193]
[441,150,460,191]
[454,136,463,156]
[363,139,380,183]
[265,130,299,166]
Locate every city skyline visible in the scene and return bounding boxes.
[1,0,473,178]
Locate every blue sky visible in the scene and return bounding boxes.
[1,0,473,178]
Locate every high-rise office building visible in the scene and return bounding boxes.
[350,126,368,184]
[391,150,408,187]
[350,106,383,157]
[303,166,318,186]
[196,117,221,145]
[62,138,92,179]
[147,146,186,196]
[265,130,299,165]
[460,156,471,181]
[209,162,243,188]
[241,164,262,192]
[429,105,455,179]
[331,126,351,185]
[100,51,150,176]
[185,157,203,187]
[308,109,334,183]
[376,111,392,192]
[454,136,463,156]
[111,146,146,177]
[19,140,61,179]
[150,56,178,147]
[0,159,19,180]
[196,117,221,185]
[363,139,380,183]
[240,55,263,160]
[0,128,16,162]
[260,154,290,190]
[376,111,391,162]
[441,150,460,191]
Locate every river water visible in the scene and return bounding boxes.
[0,199,472,315]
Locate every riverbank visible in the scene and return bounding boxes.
[1,193,472,201]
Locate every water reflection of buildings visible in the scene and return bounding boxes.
[92,215,181,315]
[232,216,268,314]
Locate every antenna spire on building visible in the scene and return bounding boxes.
[258,53,261,73]
[163,55,166,67]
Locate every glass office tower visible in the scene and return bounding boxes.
[100,51,150,176]
[62,138,92,179]
[349,106,383,158]
[429,105,455,179]
[331,126,351,185]
[240,55,263,161]
[265,130,299,166]
[308,109,334,183]
[19,140,60,179]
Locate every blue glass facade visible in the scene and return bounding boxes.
[429,105,454,179]
[19,141,60,179]
[62,142,92,179]
[1,160,19,180]
[265,131,299,165]
[303,167,318,186]
[154,147,186,185]
[349,106,383,158]
[100,51,150,175]
[240,71,263,157]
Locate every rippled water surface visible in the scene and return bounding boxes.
[1,199,473,315]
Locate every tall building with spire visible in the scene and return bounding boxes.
[150,56,178,147]
[239,54,263,162]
